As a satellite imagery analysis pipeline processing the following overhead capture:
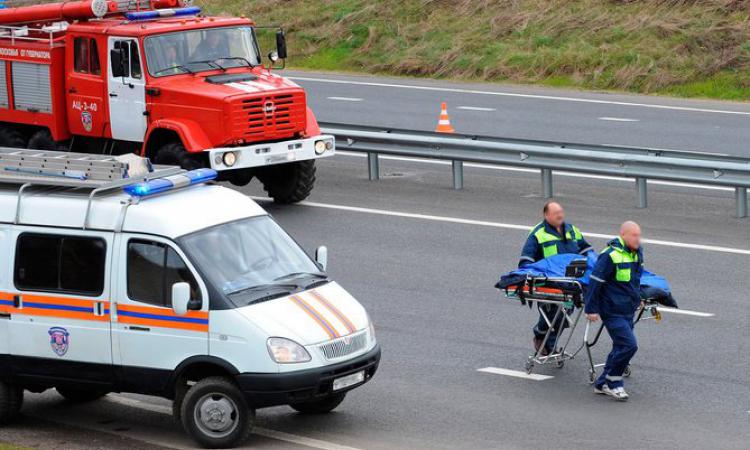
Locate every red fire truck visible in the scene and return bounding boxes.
[0,0,335,202]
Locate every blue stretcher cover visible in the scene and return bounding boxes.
[496,253,677,308]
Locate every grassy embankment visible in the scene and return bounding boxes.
[202,0,750,101]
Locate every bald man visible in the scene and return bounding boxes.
[584,221,644,401]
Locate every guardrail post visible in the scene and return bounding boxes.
[736,187,748,218]
[367,152,379,181]
[636,177,648,208]
[452,160,463,190]
[541,169,553,198]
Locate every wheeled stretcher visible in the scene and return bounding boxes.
[502,275,586,374]
[582,298,662,383]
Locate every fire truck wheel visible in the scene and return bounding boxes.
[56,387,108,403]
[227,169,254,187]
[180,376,254,449]
[290,393,346,414]
[0,126,27,149]
[257,160,316,204]
[154,142,206,171]
[27,129,68,151]
[0,381,23,425]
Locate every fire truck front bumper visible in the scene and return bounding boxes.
[206,135,335,171]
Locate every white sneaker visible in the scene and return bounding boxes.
[601,385,629,401]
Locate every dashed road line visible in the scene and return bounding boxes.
[477,367,553,381]
[457,106,496,112]
[598,117,639,122]
[292,76,750,116]
[326,96,364,102]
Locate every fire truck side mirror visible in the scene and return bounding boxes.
[275,30,287,59]
[110,47,127,78]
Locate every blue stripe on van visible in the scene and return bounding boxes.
[117,310,209,325]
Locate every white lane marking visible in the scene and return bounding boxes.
[292,76,750,116]
[252,197,750,256]
[108,395,362,450]
[659,307,715,318]
[477,367,553,381]
[599,117,639,122]
[334,151,734,192]
[326,96,363,102]
[457,106,496,112]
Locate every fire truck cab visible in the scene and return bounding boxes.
[0,0,335,203]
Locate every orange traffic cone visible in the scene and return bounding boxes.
[435,102,455,133]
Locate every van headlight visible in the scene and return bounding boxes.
[368,318,376,344]
[267,337,311,364]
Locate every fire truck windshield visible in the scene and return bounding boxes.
[145,26,260,77]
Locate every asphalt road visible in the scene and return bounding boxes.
[289,70,750,157]
[5,153,748,450]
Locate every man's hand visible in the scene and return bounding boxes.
[586,313,600,322]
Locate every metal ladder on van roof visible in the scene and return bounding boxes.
[0,147,183,228]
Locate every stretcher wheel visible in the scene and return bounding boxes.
[624,366,632,377]
[556,360,565,369]
[524,361,533,374]
[588,372,596,384]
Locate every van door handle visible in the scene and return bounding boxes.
[13,295,21,309]
[109,93,118,98]
[128,326,150,332]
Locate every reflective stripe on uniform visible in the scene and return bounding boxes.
[532,222,585,259]
[608,239,639,283]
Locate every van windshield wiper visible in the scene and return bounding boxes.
[226,283,298,305]
[274,272,329,290]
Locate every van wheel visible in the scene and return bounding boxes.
[256,160,316,204]
[180,377,254,449]
[290,393,346,414]
[56,387,108,403]
[0,125,27,149]
[27,129,69,151]
[0,381,23,424]
[153,142,206,171]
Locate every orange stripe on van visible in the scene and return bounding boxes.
[117,315,209,332]
[290,295,339,340]
[308,290,356,335]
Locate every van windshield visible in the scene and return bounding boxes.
[179,216,325,306]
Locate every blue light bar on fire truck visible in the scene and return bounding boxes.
[125,6,201,21]
[123,168,217,197]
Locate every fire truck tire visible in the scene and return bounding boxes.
[290,392,346,414]
[153,142,206,171]
[257,160,316,204]
[227,170,254,187]
[27,129,68,151]
[0,126,27,149]
[0,381,23,425]
[180,376,254,449]
[56,387,108,403]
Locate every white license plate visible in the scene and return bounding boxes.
[333,370,365,391]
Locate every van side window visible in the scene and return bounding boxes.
[14,234,106,296]
[127,240,200,307]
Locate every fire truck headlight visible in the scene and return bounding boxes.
[222,151,238,167]
[314,140,330,155]
[267,337,311,364]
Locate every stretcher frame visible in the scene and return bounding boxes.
[503,275,585,374]
[582,300,661,383]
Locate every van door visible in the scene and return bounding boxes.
[7,228,114,386]
[107,37,147,142]
[112,234,208,389]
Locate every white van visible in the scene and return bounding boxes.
[0,150,380,448]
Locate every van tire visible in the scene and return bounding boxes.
[56,387,108,403]
[290,393,346,414]
[0,381,23,424]
[180,376,254,449]
[257,160,316,204]
[153,142,206,171]
[0,125,27,149]
[27,129,69,151]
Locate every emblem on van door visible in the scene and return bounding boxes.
[48,327,70,357]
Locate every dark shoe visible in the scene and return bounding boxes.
[533,337,549,356]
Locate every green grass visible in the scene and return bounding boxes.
[201,0,750,101]
[0,443,31,450]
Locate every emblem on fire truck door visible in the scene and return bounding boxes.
[81,111,93,132]
[48,326,70,357]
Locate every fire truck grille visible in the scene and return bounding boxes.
[318,331,368,361]
[231,93,306,142]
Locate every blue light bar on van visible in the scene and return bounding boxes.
[125,6,201,21]
[123,168,217,197]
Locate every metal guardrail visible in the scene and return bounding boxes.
[320,122,750,218]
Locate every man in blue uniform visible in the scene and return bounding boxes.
[585,221,644,401]
[519,201,593,355]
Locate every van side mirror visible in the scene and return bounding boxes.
[110,47,126,78]
[315,245,328,272]
[172,282,191,316]
[275,30,287,59]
